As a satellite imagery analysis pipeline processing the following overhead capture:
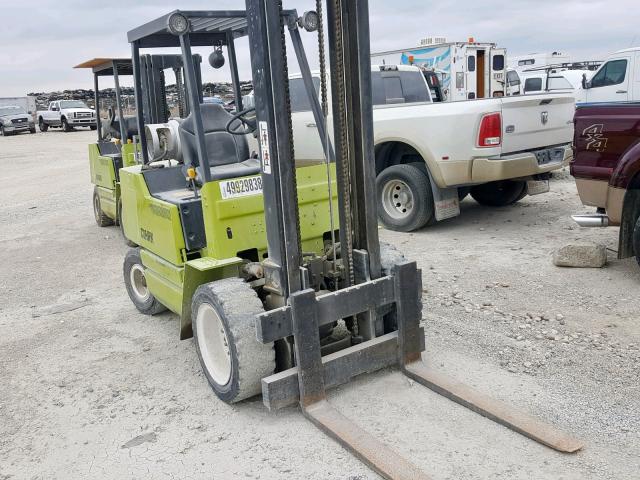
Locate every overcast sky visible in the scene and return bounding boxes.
[0,0,638,97]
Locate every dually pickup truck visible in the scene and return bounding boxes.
[290,65,575,231]
[37,100,97,132]
[571,102,640,265]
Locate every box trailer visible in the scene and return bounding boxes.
[371,38,506,102]
[0,96,37,118]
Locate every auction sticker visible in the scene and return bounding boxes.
[219,175,263,199]
[258,121,272,174]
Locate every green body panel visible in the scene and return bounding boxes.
[122,162,336,338]
[120,166,187,265]
[89,142,138,222]
[200,163,338,259]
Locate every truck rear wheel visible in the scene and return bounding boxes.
[633,216,640,268]
[470,180,527,207]
[93,187,113,227]
[192,278,275,403]
[376,163,434,232]
[38,118,48,132]
[123,248,167,315]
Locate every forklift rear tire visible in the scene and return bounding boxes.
[376,163,434,232]
[93,187,114,227]
[123,248,167,315]
[470,180,527,207]
[192,278,275,403]
[38,119,48,132]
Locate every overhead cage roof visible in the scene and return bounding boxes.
[74,58,133,76]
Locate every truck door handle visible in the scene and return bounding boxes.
[616,90,627,94]
[306,123,317,128]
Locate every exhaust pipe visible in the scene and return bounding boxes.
[571,214,609,227]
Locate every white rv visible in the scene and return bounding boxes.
[371,37,507,102]
[509,52,571,71]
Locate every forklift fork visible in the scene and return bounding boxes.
[260,261,582,480]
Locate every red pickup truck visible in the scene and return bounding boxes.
[570,102,640,265]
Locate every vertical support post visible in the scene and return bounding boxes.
[93,73,102,142]
[344,0,381,279]
[131,42,149,165]
[112,61,127,143]
[290,289,326,407]
[326,0,354,289]
[226,32,243,113]
[246,0,302,299]
[393,262,424,366]
[180,34,211,184]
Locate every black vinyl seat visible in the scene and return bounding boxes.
[178,103,260,183]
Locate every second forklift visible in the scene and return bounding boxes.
[75,55,203,230]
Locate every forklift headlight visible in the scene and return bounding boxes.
[298,11,319,32]
[167,12,190,36]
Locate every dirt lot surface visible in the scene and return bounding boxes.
[1,130,638,480]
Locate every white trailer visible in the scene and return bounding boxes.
[0,96,37,118]
[371,38,507,102]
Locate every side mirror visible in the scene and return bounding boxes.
[28,110,32,115]
[581,73,588,89]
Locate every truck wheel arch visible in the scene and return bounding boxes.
[374,140,436,177]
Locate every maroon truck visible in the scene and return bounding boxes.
[571,102,640,265]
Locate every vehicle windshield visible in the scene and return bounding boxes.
[0,106,27,116]
[59,100,89,109]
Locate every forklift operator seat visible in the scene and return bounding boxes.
[179,103,260,182]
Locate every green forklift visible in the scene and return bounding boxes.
[75,55,202,230]
[121,4,581,479]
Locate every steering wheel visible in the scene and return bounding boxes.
[226,107,257,135]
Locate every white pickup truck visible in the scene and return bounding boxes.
[37,100,97,132]
[289,65,575,231]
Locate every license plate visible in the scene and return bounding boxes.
[526,179,550,195]
[219,175,263,199]
[535,147,565,166]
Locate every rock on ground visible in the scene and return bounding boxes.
[553,242,607,268]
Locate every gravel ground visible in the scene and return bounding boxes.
[1,130,638,479]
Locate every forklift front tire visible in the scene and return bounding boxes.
[123,248,167,315]
[192,278,275,403]
[376,163,434,232]
[93,187,113,227]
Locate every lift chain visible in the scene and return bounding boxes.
[277,0,303,272]
[316,0,328,115]
[331,0,355,286]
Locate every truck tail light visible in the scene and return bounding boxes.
[477,112,502,147]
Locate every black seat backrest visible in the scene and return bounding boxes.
[102,107,138,141]
[179,104,249,170]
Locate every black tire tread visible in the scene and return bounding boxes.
[123,248,167,315]
[192,278,275,403]
[376,163,434,232]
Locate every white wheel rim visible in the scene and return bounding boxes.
[382,179,414,219]
[129,264,150,303]
[196,303,232,386]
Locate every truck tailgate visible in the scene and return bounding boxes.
[500,94,574,154]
